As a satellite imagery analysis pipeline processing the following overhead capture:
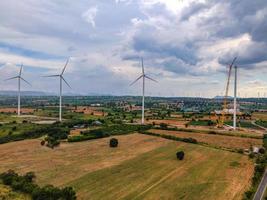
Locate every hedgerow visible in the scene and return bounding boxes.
[0,170,76,200]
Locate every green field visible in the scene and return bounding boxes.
[0,123,40,138]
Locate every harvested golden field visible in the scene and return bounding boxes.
[0,108,34,114]
[148,129,262,150]
[68,138,253,200]
[0,134,254,200]
[71,106,107,116]
[252,112,267,121]
[0,134,171,186]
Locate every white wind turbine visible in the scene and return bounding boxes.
[43,59,71,122]
[130,58,157,125]
[5,64,31,116]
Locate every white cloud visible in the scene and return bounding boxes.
[0,0,266,97]
[82,6,98,28]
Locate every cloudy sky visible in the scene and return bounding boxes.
[0,0,266,97]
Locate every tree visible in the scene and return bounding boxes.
[61,187,77,200]
[159,123,168,129]
[24,172,36,182]
[176,151,185,160]
[110,138,118,147]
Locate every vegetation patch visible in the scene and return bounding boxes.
[109,138,118,148]
[0,170,76,200]
[68,124,152,142]
[243,134,267,200]
[149,129,262,153]
[188,120,215,126]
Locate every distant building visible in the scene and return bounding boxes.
[90,103,101,107]
[253,146,259,154]
[92,120,102,126]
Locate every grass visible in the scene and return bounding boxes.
[0,134,254,200]
[188,120,214,126]
[256,120,267,128]
[0,113,21,123]
[148,129,262,150]
[68,140,253,200]
[225,121,262,130]
[0,123,40,138]
[253,112,267,121]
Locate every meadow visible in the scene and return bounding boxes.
[0,133,253,200]
[147,129,262,150]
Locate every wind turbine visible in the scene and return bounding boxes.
[5,64,31,116]
[130,58,157,125]
[44,59,71,122]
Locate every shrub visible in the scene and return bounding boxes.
[0,170,77,200]
[110,138,118,147]
[249,153,255,159]
[176,151,185,160]
[46,137,60,149]
[259,148,266,154]
[24,172,36,182]
[159,123,168,129]
[182,137,198,144]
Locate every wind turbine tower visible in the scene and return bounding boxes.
[233,65,237,130]
[130,58,157,125]
[5,64,31,116]
[44,59,71,122]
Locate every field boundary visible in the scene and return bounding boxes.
[153,127,262,139]
[140,131,244,154]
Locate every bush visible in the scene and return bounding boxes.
[24,172,36,182]
[159,123,168,129]
[176,151,185,160]
[0,170,76,200]
[110,138,118,147]
[46,137,60,149]
[259,148,266,154]
[182,138,197,144]
[249,153,255,159]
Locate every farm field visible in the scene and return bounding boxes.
[0,122,41,138]
[0,107,34,114]
[147,118,264,137]
[252,112,267,121]
[148,119,188,127]
[71,106,107,116]
[148,129,262,150]
[0,134,171,186]
[0,134,253,200]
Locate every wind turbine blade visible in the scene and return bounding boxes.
[42,75,60,78]
[229,57,237,68]
[145,75,157,83]
[61,76,71,89]
[19,64,23,76]
[61,58,69,75]
[141,57,144,75]
[5,76,19,81]
[20,77,31,86]
[130,75,143,86]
